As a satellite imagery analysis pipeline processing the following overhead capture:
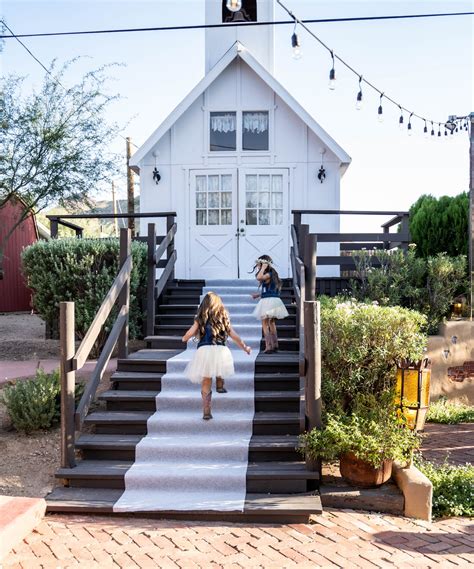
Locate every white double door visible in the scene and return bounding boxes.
[189,168,289,279]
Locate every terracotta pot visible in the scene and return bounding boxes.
[339,452,393,488]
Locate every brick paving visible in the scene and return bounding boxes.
[421,423,474,466]
[2,509,473,568]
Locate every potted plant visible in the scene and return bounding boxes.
[300,393,421,487]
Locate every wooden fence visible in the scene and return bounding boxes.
[59,228,132,469]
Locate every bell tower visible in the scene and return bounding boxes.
[205,0,275,73]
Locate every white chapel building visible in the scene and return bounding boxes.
[131,0,351,279]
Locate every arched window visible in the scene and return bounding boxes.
[222,0,257,23]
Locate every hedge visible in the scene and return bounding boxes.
[22,238,147,350]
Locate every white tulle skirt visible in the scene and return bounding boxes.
[185,345,235,384]
[253,297,290,320]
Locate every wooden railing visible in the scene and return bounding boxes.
[146,218,177,337]
[290,223,322,458]
[59,228,132,469]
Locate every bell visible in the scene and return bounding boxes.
[229,10,247,22]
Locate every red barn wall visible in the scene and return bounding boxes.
[0,198,38,312]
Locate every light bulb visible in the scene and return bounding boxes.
[408,122,412,136]
[291,33,302,60]
[378,105,383,122]
[226,0,242,12]
[424,125,428,138]
[399,115,404,130]
[356,91,363,110]
[329,68,336,90]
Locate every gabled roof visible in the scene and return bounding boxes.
[130,42,351,170]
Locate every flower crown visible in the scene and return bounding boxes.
[255,257,274,268]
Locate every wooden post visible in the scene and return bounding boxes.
[167,214,176,282]
[293,212,302,235]
[400,213,410,251]
[118,228,131,359]
[112,181,119,237]
[304,234,317,301]
[147,223,156,337]
[126,137,135,237]
[299,224,309,261]
[304,300,322,477]
[469,112,474,321]
[60,301,76,469]
[50,218,58,238]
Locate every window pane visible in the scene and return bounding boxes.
[246,175,257,192]
[272,210,283,225]
[242,111,269,151]
[221,209,232,225]
[208,175,219,193]
[221,192,232,207]
[208,210,219,225]
[196,176,206,192]
[210,112,236,151]
[259,175,270,191]
[246,192,258,208]
[272,175,283,193]
[196,193,207,208]
[196,210,207,225]
[221,175,232,192]
[259,210,270,225]
[258,192,270,208]
[271,192,283,209]
[246,209,257,225]
[208,192,219,208]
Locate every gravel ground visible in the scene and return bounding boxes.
[0,312,59,360]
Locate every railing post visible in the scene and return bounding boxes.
[304,300,322,478]
[167,215,176,281]
[60,301,76,469]
[400,213,410,250]
[304,234,317,301]
[50,218,58,238]
[293,212,302,236]
[147,223,157,337]
[118,228,131,359]
[299,223,309,256]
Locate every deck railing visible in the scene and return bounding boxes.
[59,228,132,469]
[146,219,177,337]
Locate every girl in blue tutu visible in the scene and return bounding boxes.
[251,255,289,353]
[182,292,251,420]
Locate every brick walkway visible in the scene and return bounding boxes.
[3,509,473,568]
[421,423,474,466]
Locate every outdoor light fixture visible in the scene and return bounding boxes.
[356,76,363,110]
[431,122,435,136]
[328,51,336,90]
[395,358,431,431]
[377,93,384,122]
[291,31,302,59]
[407,112,413,135]
[398,108,404,130]
[317,149,326,183]
[423,120,428,138]
[152,167,161,185]
[445,115,457,133]
[226,0,242,12]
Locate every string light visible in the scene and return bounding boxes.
[356,75,363,110]
[377,93,384,122]
[329,50,336,90]
[398,107,404,130]
[438,124,441,137]
[291,22,302,59]
[226,0,242,12]
[407,113,413,135]
[430,121,435,136]
[423,120,428,137]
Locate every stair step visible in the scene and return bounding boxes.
[145,335,299,351]
[154,324,297,337]
[100,390,300,402]
[157,304,297,314]
[45,487,322,522]
[157,314,297,325]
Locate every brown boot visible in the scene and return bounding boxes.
[201,390,213,420]
[216,377,227,393]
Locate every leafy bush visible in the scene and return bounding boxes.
[350,248,468,334]
[1,368,84,433]
[22,238,147,348]
[409,193,469,257]
[320,297,427,412]
[426,398,474,424]
[300,394,421,468]
[415,457,474,518]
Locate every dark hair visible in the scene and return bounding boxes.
[251,254,282,291]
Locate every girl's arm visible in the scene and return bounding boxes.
[182,321,199,343]
[229,327,252,354]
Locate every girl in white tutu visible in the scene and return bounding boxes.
[182,292,252,420]
[251,255,289,353]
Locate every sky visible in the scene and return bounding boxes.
[2,0,473,232]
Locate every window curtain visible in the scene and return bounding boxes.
[243,112,269,134]
[210,113,236,133]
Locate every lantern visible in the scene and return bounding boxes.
[395,358,431,431]
[452,302,463,318]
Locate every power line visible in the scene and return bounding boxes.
[2,21,140,149]
[277,0,471,132]
[1,11,473,40]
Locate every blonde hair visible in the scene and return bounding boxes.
[195,292,231,343]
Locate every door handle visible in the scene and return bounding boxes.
[239,228,245,233]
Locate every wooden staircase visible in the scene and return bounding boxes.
[47,277,322,522]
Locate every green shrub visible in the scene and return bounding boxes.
[427,398,474,424]
[1,368,85,433]
[300,393,421,468]
[319,297,427,412]
[350,249,468,334]
[415,457,474,518]
[22,238,147,348]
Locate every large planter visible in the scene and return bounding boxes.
[339,452,393,488]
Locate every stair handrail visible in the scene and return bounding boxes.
[59,228,132,469]
[146,217,177,337]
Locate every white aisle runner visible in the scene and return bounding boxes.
[113,280,260,512]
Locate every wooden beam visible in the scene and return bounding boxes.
[166,215,176,282]
[314,232,410,242]
[155,222,177,262]
[118,229,131,359]
[146,223,157,337]
[155,249,177,299]
[60,301,76,469]
[304,234,317,301]
[470,112,474,321]
[292,209,409,216]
